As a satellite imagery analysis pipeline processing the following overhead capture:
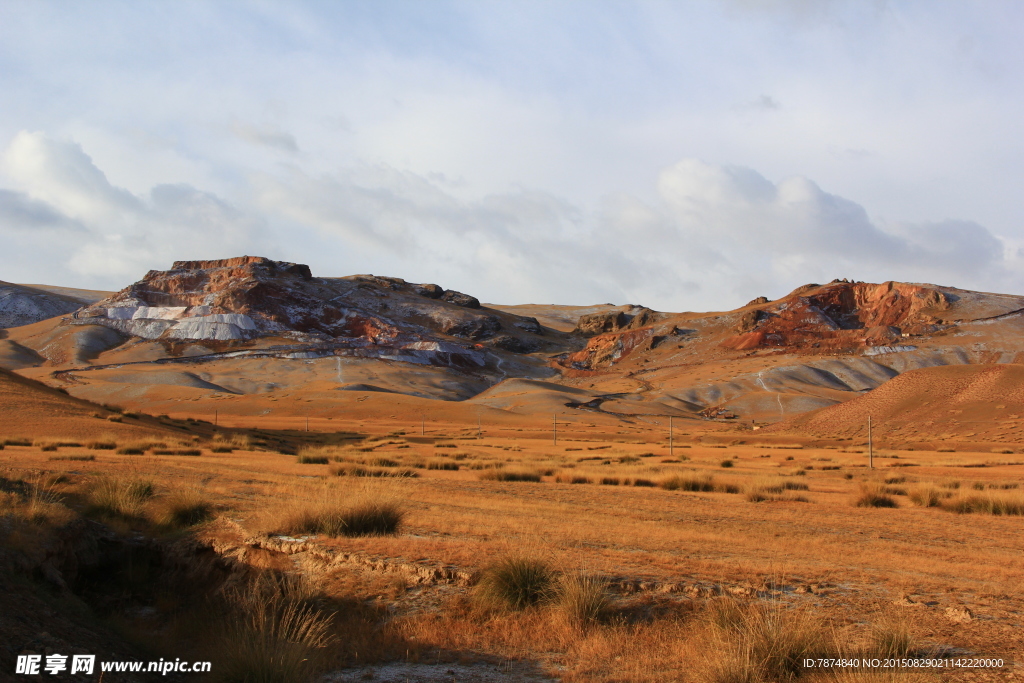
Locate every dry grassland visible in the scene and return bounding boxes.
[3,415,1023,682]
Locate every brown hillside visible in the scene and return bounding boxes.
[0,367,182,440]
[771,363,1024,443]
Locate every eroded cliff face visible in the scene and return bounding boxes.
[721,281,952,352]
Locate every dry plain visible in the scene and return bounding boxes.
[3,390,1024,682]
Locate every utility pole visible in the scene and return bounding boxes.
[868,415,873,469]
[669,416,674,459]
[477,415,481,438]
[214,410,218,427]
[553,413,557,446]
[421,417,425,436]
[305,416,309,433]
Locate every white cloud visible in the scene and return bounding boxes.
[0,131,1015,311]
[0,131,275,286]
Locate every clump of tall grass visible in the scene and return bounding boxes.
[555,571,611,628]
[4,437,33,447]
[660,474,744,494]
[214,576,334,683]
[88,476,155,519]
[153,486,214,528]
[275,490,405,537]
[297,454,329,464]
[478,469,542,482]
[474,555,555,611]
[661,474,715,492]
[87,440,117,450]
[854,482,899,508]
[698,598,826,683]
[941,491,1024,515]
[329,463,417,478]
[908,484,948,508]
[427,461,459,471]
[746,477,812,503]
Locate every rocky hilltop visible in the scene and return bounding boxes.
[73,256,547,350]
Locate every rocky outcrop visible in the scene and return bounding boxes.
[65,258,551,362]
[559,327,657,370]
[721,281,953,352]
[574,306,660,336]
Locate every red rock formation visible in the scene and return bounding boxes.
[721,281,950,352]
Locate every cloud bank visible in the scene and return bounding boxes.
[0,131,1012,312]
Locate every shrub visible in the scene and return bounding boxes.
[297,455,329,464]
[211,446,234,453]
[4,438,32,447]
[720,459,734,468]
[427,461,459,471]
[632,478,656,487]
[88,440,117,450]
[618,455,640,464]
[474,556,554,611]
[116,447,145,455]
[49,454,95,462]
[599,477,620,486]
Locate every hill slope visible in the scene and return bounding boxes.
[769,363,1024,444]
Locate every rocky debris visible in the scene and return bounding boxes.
[722,281,953,352]
[0,281,86,329]
[746,296,771,306]
[944,606,974,623]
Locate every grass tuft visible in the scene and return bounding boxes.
[474,555,555,611]
[855,483,898,508]
[479,470,542,482]
[89,476,155,519]
[555,571,611,627]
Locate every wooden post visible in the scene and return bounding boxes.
[478,415,481,437]
[305,416,309,433]
[553,413,557,446]
[868,415,873,469]
[214,410,218,427]
[669,416,673,459]
[421,417,424,436]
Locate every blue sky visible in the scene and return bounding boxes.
[2,0,1022,310]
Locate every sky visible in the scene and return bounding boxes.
[1,0,1022,311]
